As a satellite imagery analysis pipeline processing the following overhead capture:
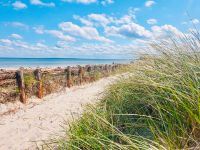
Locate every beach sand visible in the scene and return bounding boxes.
[0,75,122,150]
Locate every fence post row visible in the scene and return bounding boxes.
[13,63,122,104]
[16,68,27,104]
[66,66,72,88]
[34,69,43,99]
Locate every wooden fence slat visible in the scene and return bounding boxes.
[34,69,43,99]
[78,66,83,85]
[105,64,109,74]
[16,68,27,104]
[66,66,72,88]
[87,65,91,72]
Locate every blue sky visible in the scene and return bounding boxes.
[0,0,199,58]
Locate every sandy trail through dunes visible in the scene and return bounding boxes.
[0,75,122,150]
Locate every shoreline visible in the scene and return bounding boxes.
[0,58,131,71]
[0,63,130,71]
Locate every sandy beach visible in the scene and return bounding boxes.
[0,75,122,150]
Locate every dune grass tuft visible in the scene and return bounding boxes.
[48,32,200,149]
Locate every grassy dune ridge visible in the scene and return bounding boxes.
[49,33,200,149]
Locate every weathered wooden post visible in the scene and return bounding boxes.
[82,66,85,83]
[94,65,97,71]
[16,68,27,104]
[66,66,72,88]
[78,66,83,85]
[86,65,92,82]
[115,64,118,70]
[34,69,43,99]
[105,64,109,74]
[108,65,112,73]
[87,65,92,72]
[111,64,115,72]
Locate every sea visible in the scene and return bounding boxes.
[0,58,131,69]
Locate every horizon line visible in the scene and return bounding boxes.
[0,57,130,60]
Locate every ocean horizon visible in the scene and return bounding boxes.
[0,58,131,69]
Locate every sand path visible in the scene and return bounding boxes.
[0,75,121,150]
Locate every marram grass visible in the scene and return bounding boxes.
[46,33,200,149]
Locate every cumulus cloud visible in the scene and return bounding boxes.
[10,34,23,39]
[145,0,155,7]
[33,26,45,34]
[113,7,138,25]
[105,23,152,39]
[4,22,29,30]
[147,18,157,25]
[59,22,113,43]
[0,39,12,46]
[73,15,93,26]
[30,0,55,7]
[101,0,114,6]
[33,26,76,42]
[45,30,76,42]
[88,14,111,26]
[0,38,51,53]
[0,37,135,58]
[61,0,97,4]
[62,0,114,6]
[0,24,185,58]
[74,8,137,28]
[191,19,199,24]
[151,24,183,38]
[12,1,27,10]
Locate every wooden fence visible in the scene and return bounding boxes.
[0,64,122,104]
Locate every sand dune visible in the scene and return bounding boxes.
[0,75,121,150]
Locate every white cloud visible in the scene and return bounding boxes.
[73,7,138,29]
[33,26,76,42]
[151,24,183,38]
[0,38,135,58]
[33,26,45,34]
[4,22,29,30]
[30,0,55,7]
[114,15,133,25]
[145,0,155,7]
[0,39,51,52]
[61,0,97,4]
[113,7,138,25]
[181,22,187,25]
[0,39,12,46]
[88,14,111,26]
[105,23,152,39]
[147,18,157,25]
[10,34,23,39]
[191,19,199,24]
[101,0,114,6]
[74,8,137,28]
[73,15,93,26]
[12,1,27,10]
[59,22,113,43]
[62,0,114,6]
[35,42,48,49]
[46,30,76,42]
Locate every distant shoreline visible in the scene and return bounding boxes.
[0,58,131,70]
[0,57,130,60]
